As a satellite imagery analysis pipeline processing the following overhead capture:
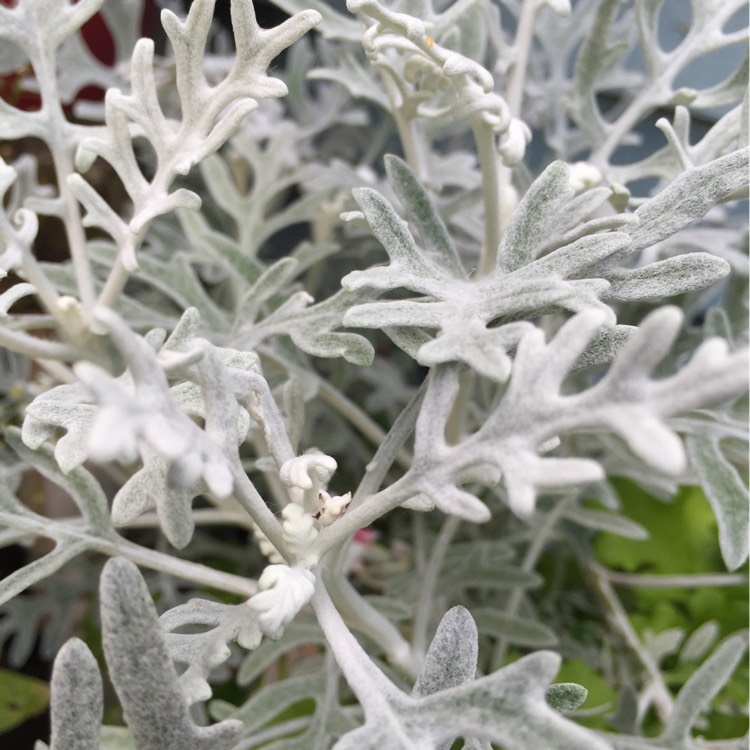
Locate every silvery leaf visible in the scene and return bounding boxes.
[100,558,243,749]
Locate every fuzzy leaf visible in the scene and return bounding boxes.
[498,161,573,273]
[100,558,243,750]
[606,253,730,301]
[660,631,749,744]
[343,150,741,376]
[404,308,748,519]
[686,435,749,570]
[627,148,750,254]
[384,155,463,276]
[237,621,325,685]
[412,606,478,698]
[546,683,588,713]
[349,187,448,294]
[7,428,111,534]
[334,650,611,750]
[160,598,261,704]
[49,639,102,750]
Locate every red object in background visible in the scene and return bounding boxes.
[353,528,379,545]
[0,0,157,111]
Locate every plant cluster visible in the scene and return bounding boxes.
[0,0,747,747]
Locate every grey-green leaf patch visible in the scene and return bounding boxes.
[687,435,749,570]
[546,683,588,713]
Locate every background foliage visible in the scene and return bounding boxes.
[0,0,747,747]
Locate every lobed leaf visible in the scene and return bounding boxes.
[100,558,243,750]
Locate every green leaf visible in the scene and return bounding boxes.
[0,539,89,608]
[100,726,137,750]
[210,673,322,729]
[238,257,300,322]
[87,243,228,334]
[687,435,749,571]
[552,659,618,731]
[473,608,558,648]
[0,668,49,733]
[546,683,588,713]
[679,621,720,663]
[595,481,719,574]
[237,622,324,686]
[177,209,263,284]
[564,505,649,540]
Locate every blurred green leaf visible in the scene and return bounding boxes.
[595,481,720,574]
[552,659,617,731]
[0,667,49,733]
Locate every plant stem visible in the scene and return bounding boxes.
[32,45,96,313]
[411,515,461,660]
[506,0,539,118]
[113,537,258,597]
[602,570,748,588]
[379,65,426,182]
[95,253,131,312]
[328,379,426,578]
[325,570,418,678]
[231,461,288,561]
[0,511,258,598]
[493,0,539,251]
[392,104,427,183]
[444,368,474,444]
[261,347,412,470]
[473,118,502,276]
[589,562,674,724]
[492,497,571,668]
[117,508,258,530]
[36,358,76,384]
[311,581,399,712]
[20,253,68,331]
[350,378,426,507]
[600,734,745,750]
[317,378,412,470]
[0,326,81,361]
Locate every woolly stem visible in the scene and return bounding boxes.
[473,118,502,276]
[32,43,96,313]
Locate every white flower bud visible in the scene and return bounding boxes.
[497,119,532,166]
[544,0,571,17]
[248,564,315,640]
[280,452,337,512]
[316,490,352,527]
[569,161,603,193]
[282,503,319,558]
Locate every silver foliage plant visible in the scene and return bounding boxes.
[0,0,747,747]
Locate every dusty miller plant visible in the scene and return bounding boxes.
[0,0,747,747]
